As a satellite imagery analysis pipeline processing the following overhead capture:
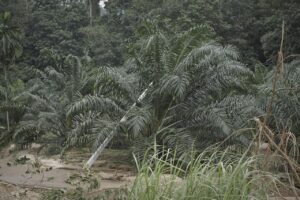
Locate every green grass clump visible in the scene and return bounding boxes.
[127,148,276,200]
[41,188,85,200]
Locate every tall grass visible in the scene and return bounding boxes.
[127,148,278,200]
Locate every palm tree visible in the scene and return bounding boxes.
[0,12,22,131]
[65,63,137,157]
[123,23,255,157]
[15,50,132,150]
[87,24,255,165]
[258,59,300,134]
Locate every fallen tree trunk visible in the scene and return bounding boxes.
[86,82,153,168]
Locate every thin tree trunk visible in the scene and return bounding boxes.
[86,82,153,168]
[25,0,29,12]
[89,0,93,26]
[3,66,10,132]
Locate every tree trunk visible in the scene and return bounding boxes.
[86,82,153,168]
[89,0,93,26]
[3,66,10,132]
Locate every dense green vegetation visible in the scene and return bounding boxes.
[0,0,300,198]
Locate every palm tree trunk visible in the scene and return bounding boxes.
[86,82,153,168]
[3,66,10,131]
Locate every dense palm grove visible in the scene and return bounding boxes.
[0,0,299,161]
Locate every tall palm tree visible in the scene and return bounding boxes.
[87,24,255,165]
[124,23,255,157]
[0,11,22,131]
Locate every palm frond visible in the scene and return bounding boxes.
[126,106,153,138]
[67,94,123,119]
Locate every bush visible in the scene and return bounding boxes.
[45,144,62,156]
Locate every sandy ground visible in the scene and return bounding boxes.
[0,145,136,199]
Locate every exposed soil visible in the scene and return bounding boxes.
[0,144,136,199]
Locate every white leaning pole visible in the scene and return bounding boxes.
[86,82,153,168]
